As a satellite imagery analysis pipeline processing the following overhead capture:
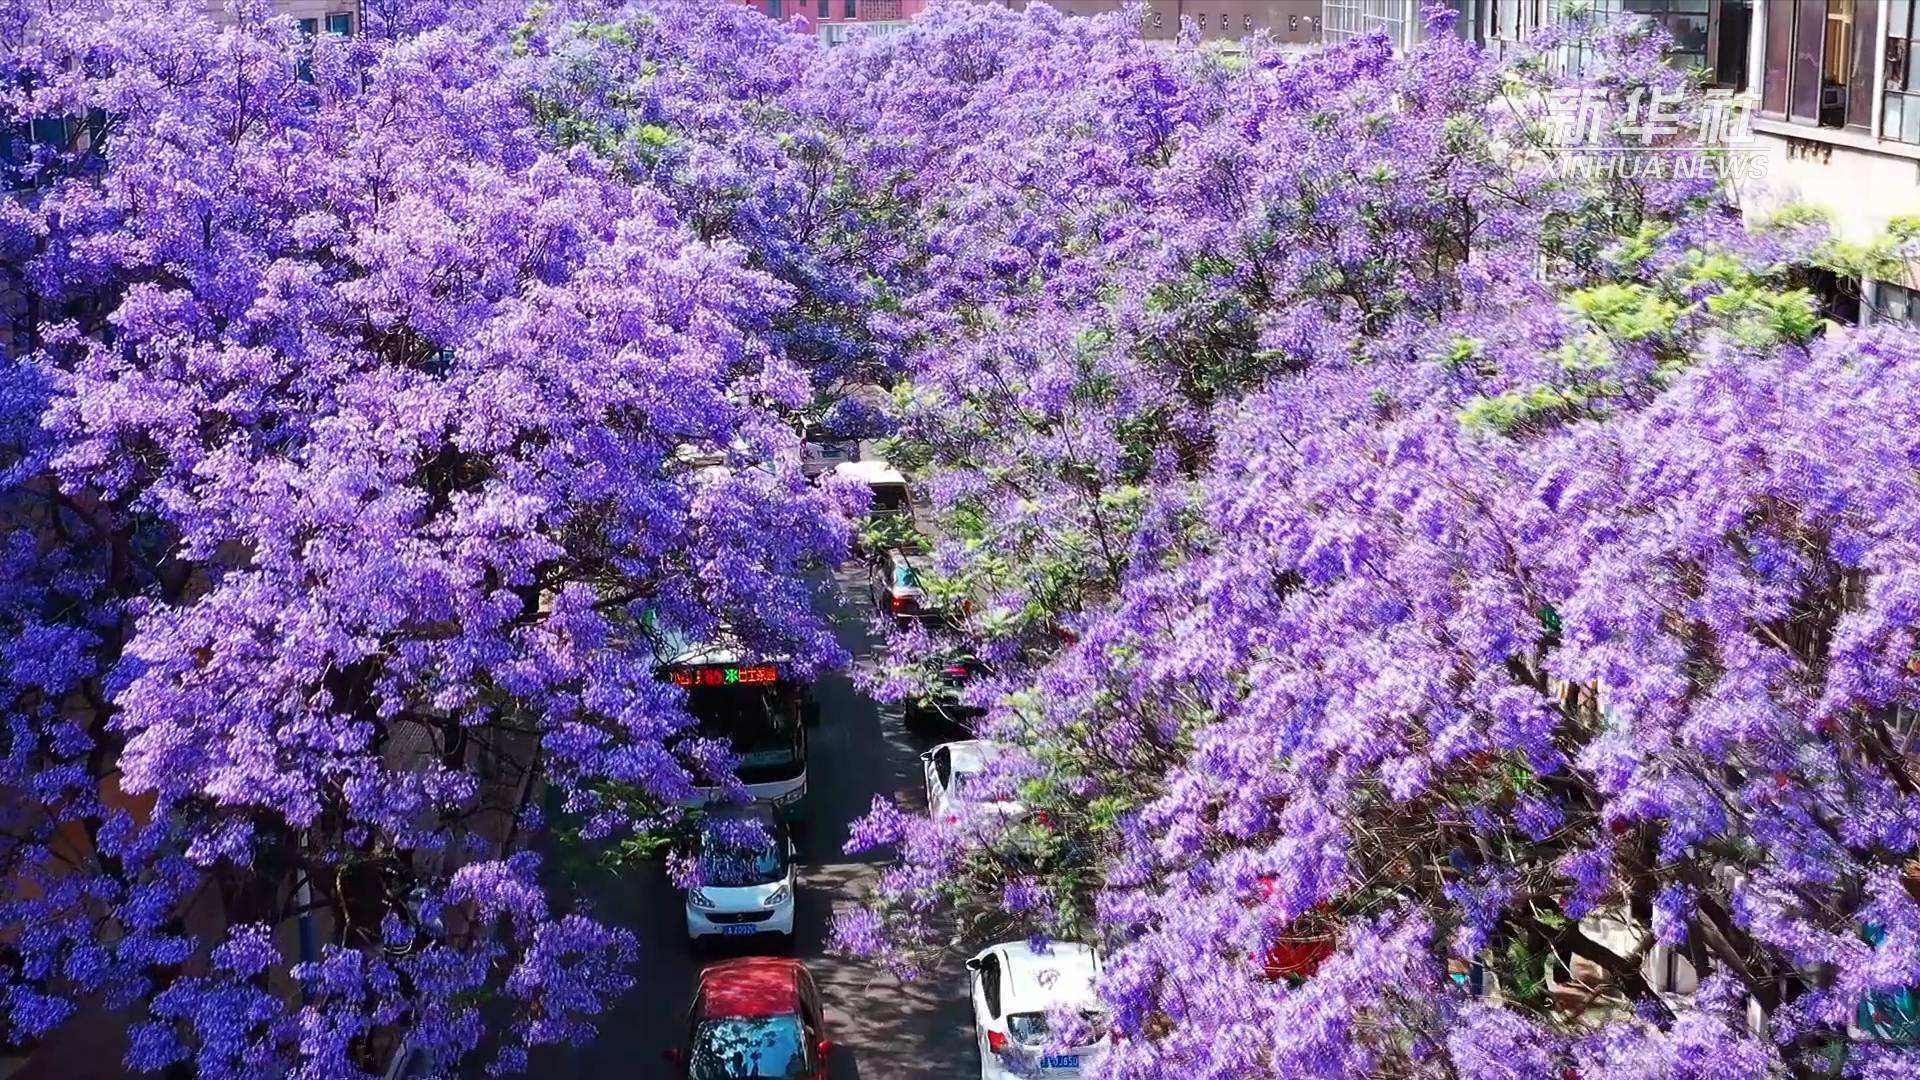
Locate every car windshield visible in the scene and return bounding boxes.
[870,483,909,515]
[892,560,921,589]
[690,1015,810,1080]
[699,819,789,887]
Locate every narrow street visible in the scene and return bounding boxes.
[535,566,976,1079]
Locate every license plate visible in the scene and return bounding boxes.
[1040,1055,1080,1070]
[721,924,757,936]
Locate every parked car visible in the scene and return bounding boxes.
[665,957,835,1079]
[924,740,1023,826]
[966,940,1108,1079]
[869,548,931,622]
[684,805,797,945]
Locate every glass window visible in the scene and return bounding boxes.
[818,0,828,17]
[1876,282,1920,326]
[1711,0,1752,90]
[685,683,803,782]
[1007,1009,1107,1047]
[1888,0,1920,141]
[1008,1013,1050,1046]
[698,817,790,887]
[767,0,781,19]
[979,956,1002,1017]
[1822,0,1856,126]
[325,12,352,35]
[690,1016,811,1080]
[844,0,855,18]
[1324,0,1409,47]
[1765,0,1874,128]
[891,559,920,589]
[868,483,909,516]
[1624,0,1711,70]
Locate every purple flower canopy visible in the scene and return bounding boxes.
[3,0,1919,1077]
[1,0,853,1075]
[831,3,1920,1079]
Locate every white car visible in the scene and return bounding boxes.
[923,740,1023,826]
[683,807,796,944]
[967,940,1109,1079]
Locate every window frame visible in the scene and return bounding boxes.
[1885,0,1920,141]
[1760,0,1876,130]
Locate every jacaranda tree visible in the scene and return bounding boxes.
[824,5,1920,1079]
[0,1,853,1075]
[8,0,1920,1078]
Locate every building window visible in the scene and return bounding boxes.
[844,0,855,18]
[1624,1,1710,69]
[1886,0,1920,141]
[1711,0,1752,90]
[1484,0,1550,45]
[1761,0,1876,130]
[767,0,781,18]
[325,12,352,36]
[1324,0,1413,47]
[1874,281,1920,324]
[818,0,829,17]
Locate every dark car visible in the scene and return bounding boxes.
[903,654,988,731]
[666,957,835,1080]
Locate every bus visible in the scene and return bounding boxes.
[662,638,820,821]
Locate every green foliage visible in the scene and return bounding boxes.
[1460,382,1604,433]
[1565,283,1688,342]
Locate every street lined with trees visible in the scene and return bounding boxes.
[2,0,1919,1077]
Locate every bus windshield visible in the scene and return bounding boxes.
[684,682,804,785]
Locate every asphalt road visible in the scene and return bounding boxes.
[533,566,977,1080]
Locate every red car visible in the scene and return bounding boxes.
[1248,878,1336,983]
[665,957,835,1080]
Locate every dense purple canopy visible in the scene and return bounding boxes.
[5,0,1920,1077]
[0,0,850,1074]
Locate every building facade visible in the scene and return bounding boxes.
[1746,0,1920,324]
[741,0,931,43]
[205,0,359,33]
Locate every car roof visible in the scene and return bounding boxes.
[698,957,807,1019]
[992,941,1101,1013]
[938,739,1000,773]
[833,459,907,486]
[698,803,784,842]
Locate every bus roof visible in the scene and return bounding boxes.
[833,459,906,486]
